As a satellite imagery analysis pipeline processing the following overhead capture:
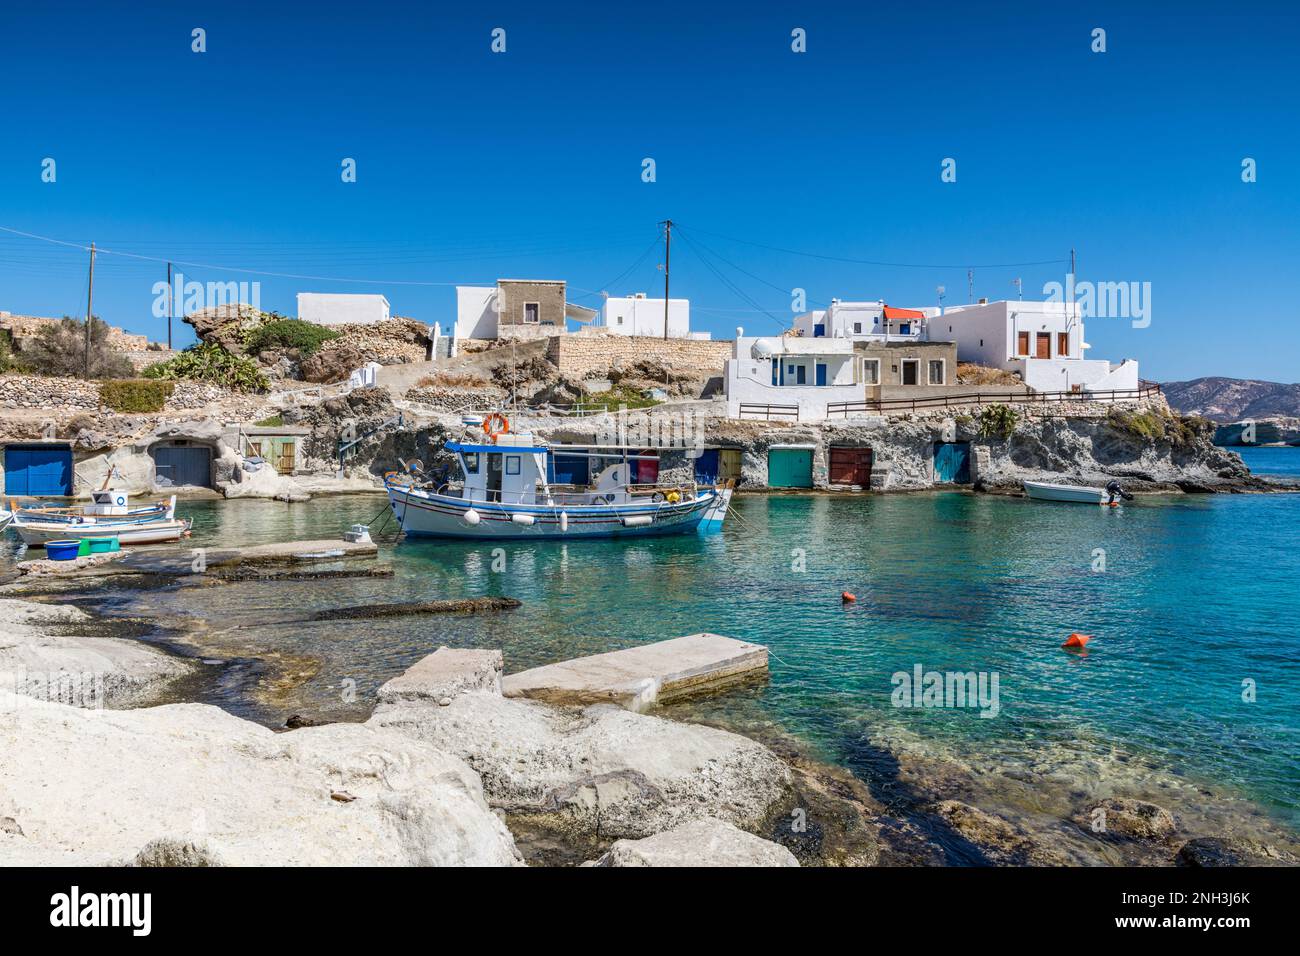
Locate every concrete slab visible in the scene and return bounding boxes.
[376,647,503,706]
[502,633,767,712]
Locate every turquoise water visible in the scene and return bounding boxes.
[5,456,1299,833]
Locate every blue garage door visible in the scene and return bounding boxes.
[153,445,213,488]
[934,442,971,484]
[693,448,720,484]
[4,444,74,496]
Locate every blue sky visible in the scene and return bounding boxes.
[1,0,1296,381]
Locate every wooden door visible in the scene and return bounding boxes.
[829,446,873,488]
[1035,332,1051,358]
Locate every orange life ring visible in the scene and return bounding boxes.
[483,413,510,440]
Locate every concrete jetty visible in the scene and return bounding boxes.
[11,537,377,579]
[502,633,768,712]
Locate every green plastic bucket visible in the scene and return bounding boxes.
[86,536,120,554]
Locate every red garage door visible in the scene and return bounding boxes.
[828,446,873,488]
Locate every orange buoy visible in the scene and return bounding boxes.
[1062,633,1092,648]
[841,591,856,603]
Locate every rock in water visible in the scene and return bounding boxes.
[590,819,798,867]
[311,597,521,621]
[0,692,522,866]
[1075,798,1176,840]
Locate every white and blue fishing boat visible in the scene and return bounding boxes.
[385,419,732,540]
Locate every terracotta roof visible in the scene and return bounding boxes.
[882,305,925,320]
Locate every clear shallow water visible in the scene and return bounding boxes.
[5,478,1299,831]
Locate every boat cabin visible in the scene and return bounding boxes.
[448,438,550,505]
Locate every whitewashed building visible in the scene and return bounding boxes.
[936,299,1140,393]
[297,293,391,327]
[792,300,936,341]
[594,293,704,338]
[725,334,862,420]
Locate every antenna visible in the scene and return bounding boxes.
[1012,277,1023,300]
[936,284,946,315]
[966,268,974,303]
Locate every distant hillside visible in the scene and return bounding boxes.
[1162,377,1300,422]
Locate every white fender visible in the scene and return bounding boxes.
[462,508,481,526]
[621,515,653,528]
[510,513,535,526]
[559,511,569,532]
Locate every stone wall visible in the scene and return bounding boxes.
[0,312,150,351]
[0,374,267,418]
[548,334,734,379]
[497,280,566,331]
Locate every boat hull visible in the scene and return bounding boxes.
[1023,480,1108,504]
[387,484,730,540]
[14,519,191,546]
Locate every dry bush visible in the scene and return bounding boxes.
[415,371,490,388]
[957,363,1021,386]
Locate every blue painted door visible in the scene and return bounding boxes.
[815,363,827,386]
[934,442,971,483]
[768,448,813,488]
[693,448,719,484]
[813,323,825,337]
[153,445,212,488]
[3,444,74,496]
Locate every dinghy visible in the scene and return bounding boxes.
[11,490,192,546]
[1023,479,1133,505]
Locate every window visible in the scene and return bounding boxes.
[1057,332,1069,356]
[616,315,623,325]
[1017,331,1030,356]
[901,359,919,386]
[505,455,521,476]
[899,322,911,335]
[861,358,880,385]
[1036,332,1051,359]
[523,302,540,323]
[853,322,862,334]
[462,452,480,474]
[928,360,945,385]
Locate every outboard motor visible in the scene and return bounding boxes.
[1105,479,1134,503]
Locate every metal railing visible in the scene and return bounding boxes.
[738,402,800,421]
[825,382,1162,418]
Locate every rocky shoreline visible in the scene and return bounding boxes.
[3,593,1297,867]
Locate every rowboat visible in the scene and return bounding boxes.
[1022,480,1132,505]
[10,490,192,546]
[0,508,13,533]
[385,420,733,540]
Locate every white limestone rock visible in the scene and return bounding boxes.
[0,693,523,866]
[590,818,799,867]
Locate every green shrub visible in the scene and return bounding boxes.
[255,414,284,427]
[244,319,340,358]
[978,404,1018,440]
[100,378,175,413]
[143,342,269,393]
[1106,408,1213,449]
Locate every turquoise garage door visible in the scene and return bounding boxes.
[3,444,74,496]
[768,448,813,488]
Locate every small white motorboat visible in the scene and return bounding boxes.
[11,490,192,546]
[0,508,13,533]
[1023,479,1131,505]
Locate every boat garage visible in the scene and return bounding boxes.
[828,445,873,489]
[151,441,214,489]
[2,443,75,497]
[767,445,814,489]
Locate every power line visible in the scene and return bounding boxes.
[675,229,789,330]
[675,222,1070,270]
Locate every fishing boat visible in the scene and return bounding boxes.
[385,416,733,540]
[1023,479,1133,505]
[0,508,12,534]
[10,489,192,546]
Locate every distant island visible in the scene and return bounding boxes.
[1164,377,1300,445]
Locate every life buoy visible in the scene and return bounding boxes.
[483,413,510,440]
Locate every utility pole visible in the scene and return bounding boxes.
[967,268,974,304]
[660,219,672,340]
[1069,247,1076,276]
[167,261,173,349]
[84,242,96,379]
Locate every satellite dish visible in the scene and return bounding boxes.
[750,338,779,360]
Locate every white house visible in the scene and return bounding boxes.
[792,300,936,341]
[455,285,499,340]
[594,293,703,338]
[724,333,863,420]
[297,293,391,327]
[936,299,1139,393]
